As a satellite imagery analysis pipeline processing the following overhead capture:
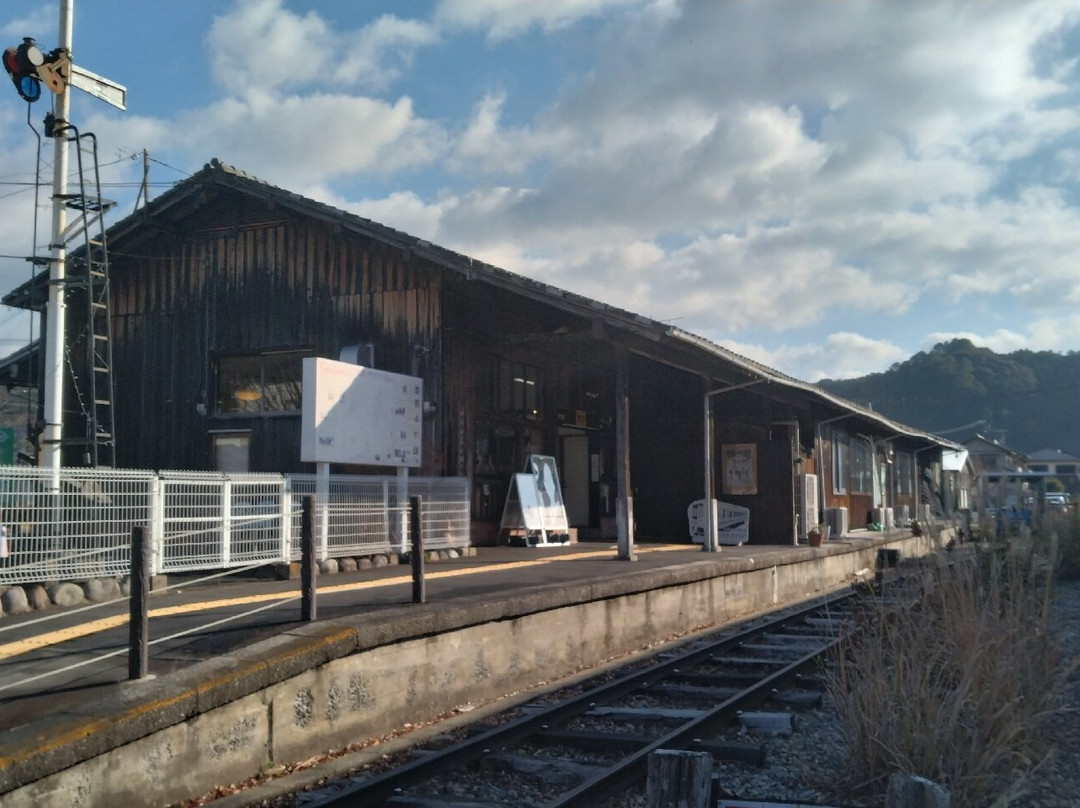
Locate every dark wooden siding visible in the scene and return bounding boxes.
[707,390,798,544]
[629,355,703,540]
[441,277,619,541]
[108,195,441,471]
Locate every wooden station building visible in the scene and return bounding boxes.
[0,159,962,545]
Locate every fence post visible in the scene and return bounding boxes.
[128,525,150,680]
[382,478,390,548]
[279,476,291,564]
[149,475,163,576]
[221,475,232,567]
[301,495,317,621]
[411,495,425,604]
[317,463,330,561]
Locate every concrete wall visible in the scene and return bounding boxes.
[0,531,947,807]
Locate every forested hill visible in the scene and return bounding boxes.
[815,339,1080,455]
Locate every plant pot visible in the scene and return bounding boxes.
[808,531,824,548]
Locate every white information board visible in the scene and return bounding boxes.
[300,357,423,467]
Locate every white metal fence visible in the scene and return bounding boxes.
[0,467,470,584]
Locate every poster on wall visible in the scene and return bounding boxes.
[722,443,758,495]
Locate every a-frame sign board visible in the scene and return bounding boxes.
[499,456,570,546]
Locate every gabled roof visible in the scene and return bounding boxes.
[2,158,961,452]
[964,433,1027,458]
[0,340,38,389]
[1027,448,1080,462]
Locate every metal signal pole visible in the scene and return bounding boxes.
[41,0,73,475]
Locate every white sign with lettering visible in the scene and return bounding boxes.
[300,357,422,467]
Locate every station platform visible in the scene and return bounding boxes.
[0,528,946,807]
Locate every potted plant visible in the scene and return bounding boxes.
[807,522,826,547]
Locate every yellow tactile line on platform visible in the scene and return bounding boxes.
[0,545,689,663]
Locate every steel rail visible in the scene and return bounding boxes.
[306,589,856,807]
[549,630,843,806]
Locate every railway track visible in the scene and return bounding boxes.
[289,591,858,807]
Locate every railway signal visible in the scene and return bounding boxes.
[6,0,128,476]
[2,37,71,103]
[3,38,46,102]
[3,35,124,109]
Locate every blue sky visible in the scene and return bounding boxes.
[3,0,1080,382]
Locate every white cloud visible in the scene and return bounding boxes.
[167,94,447,187]
[336,15,439,90]
[205,0,1080,383]
[435,0,648,38]
[206,0,330,95]
[925,316,1080,355]
[321,189,450,243]
[922,329,1030,354]
[381,0,1080,365]
[719,333,909,383]
[1026,315,1080,348]
[1,6,54,40]
[451,93,573,176]
[0,105,57,286]
[11,0,1080,383]
[205,1,436,96]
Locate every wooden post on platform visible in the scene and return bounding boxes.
[615,346,635,560]
[128,525,150,680]
[702,376,716,552]
[301,496,316,621]
[646,749,712,808]
[411,495,426,603]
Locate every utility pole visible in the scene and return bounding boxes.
[41,0,73,476]
[141,148,150,207]
[4,0,126,472]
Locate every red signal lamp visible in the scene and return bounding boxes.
[3,38,46,103]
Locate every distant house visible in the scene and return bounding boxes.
[0,159,963,544]
[1025,448,1080,497]
[961,434,1078,514]
[964,434,1028,475]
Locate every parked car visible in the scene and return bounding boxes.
[1046,493,1069,511]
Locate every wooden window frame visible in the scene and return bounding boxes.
[851,439,873,494]
[492,357,543,420]
[215,349,309,416]
[831,429,848,495]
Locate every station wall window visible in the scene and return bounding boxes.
[212,431,250,472]
[1029,464,1049,473]
[1057,464,1076,475]
[493,358,543,418]
[896,451,915,496]
[851,439,873,494]
[216,349,307,414]
[831,429,848,494]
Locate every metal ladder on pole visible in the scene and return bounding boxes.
[55,125,116,467]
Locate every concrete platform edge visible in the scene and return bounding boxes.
[0,530,952,803]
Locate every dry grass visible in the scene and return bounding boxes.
[1043,507,1080,581]
[827,542,1070,807]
